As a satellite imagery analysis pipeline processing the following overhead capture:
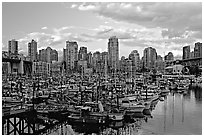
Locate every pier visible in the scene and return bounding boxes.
[2,105,71,135]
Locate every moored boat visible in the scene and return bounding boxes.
[120,97,145,114]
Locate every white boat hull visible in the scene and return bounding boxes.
[125,105,145,113]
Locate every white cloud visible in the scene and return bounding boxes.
[41,26,48,30]
[71,4,78,8]
[78,4,97,11]
[15,26,95,56]
[2,43,7,51]
[74,2,201,39]
[70,2,201,57]
[53,26,73,34]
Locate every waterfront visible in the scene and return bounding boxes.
[46,86,202,135]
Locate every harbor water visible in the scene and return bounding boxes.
[138,87,202,135]
[47,86,202,135]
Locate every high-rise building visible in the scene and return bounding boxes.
[28,39,38,61]
[156,55,164,72]
[51,49,58,62]
[32,61,51,76]
[51,61,62,76]
[108,36,119,71]
[101,52,108,75]
[78,60,87,75]
[164,52,174,61]
[78,46,87,61]
[87,52,93,68]
[39,49,47,62]
[183,45,190,60]
[8,39,18,57]
[63,41,78,71]
[119,56,126,73]
[93,51,101,73]
[46,47,52,63]
[39,47,58,63]
[143,47,157,70]
[129,50,140,72]
[190,51,194,59]
[120,57,133,78]
[194,42,202,58]
[101,52,108,63]
[164,52,174,67]
[125,59,133,78]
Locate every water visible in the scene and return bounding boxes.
[139,87,202,135]
[47,87,202,135]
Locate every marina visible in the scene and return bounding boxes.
[2,73,202,135]
[2,2,202,135]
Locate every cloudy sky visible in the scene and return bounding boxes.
[2,2,202,60]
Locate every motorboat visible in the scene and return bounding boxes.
[67,106,108,126]
[121,97,145,114]
[108,112,124,129]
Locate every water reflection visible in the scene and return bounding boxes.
[47,87,201,135]
[181,94,184,123]
[163,96,167,132]
[141,87,202,135]
[194,88,202,102]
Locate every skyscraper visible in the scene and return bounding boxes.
[63,41,78,71]
[39,49,47,62]
[108,36,119,71]
[129,50,140,72]
[8,39,18,57]
[28,39,38,61]
[143,47,157,70]
[39,47,58,63]
[46,47,52,63]
[183,45,190,60]
[156,55,164,72]
[78,46,87,61]
[51,49,58,62]
[164,52,174,61]
[87,52,93,68]
[101,52,108,64]
[93,51,101,73]
[119,56,126,73]
[101,52,108,75]
[194,42,202,58]
[125,59,133,78]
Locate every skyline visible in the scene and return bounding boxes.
[2,2,202,60]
